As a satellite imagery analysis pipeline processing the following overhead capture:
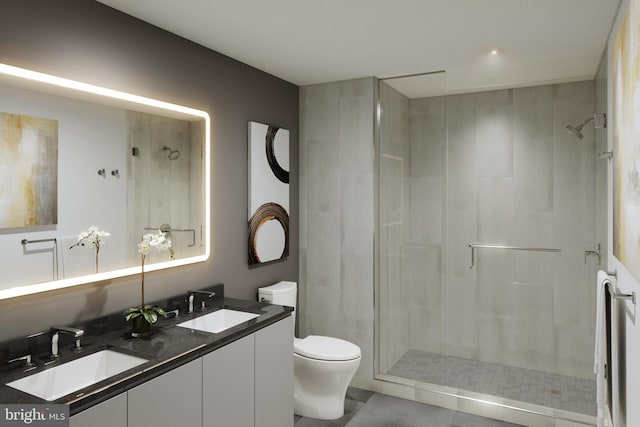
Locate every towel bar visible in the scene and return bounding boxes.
[468,243,561,269]
[606,282,636,305]
[21,238,57,245]
[20,237,59,280]
[144,224,196,247]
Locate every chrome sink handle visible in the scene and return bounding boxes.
[165,308,180,318]
[187,290,216,313]
[8,354,34,368]
[50,326,84,358]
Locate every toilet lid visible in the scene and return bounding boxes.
[294,335,361,361]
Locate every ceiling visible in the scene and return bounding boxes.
[97,0,620,97]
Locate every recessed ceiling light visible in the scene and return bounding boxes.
[491,49,498,55]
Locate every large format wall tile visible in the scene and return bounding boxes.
[410,97,445,178]
[443,82,596,377]
[301,78,597,386]
[299,78,375,382]
[513,86,554,214]
[476,176,514,243]
[306,137,340,214]
[475,90,514,178]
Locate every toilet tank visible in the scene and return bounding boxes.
[257,281,297,309]
[258,281,297,339]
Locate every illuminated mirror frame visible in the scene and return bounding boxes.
[0,63,211,300]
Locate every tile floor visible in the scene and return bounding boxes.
[388,350,596,416]
[294,388,524,426]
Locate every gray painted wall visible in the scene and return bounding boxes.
[0,0,298,341]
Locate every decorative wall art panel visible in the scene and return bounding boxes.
[248,121,289,265]
[0,113,58,228]
[613,0,640,281]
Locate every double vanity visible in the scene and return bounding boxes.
[0,284,294,427]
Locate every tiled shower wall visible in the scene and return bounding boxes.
[126,112,202,264]
[299,78,375,382]
[300,77,598,387]
[378,82,448,373]
[444,82,597,379]
[382,80,599,380]
[378,83,411,373]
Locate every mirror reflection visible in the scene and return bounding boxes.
[0,64,210,298]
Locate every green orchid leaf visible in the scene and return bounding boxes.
[125,311,141,321]
[143,311,158,324]
[123,307,140,316]
[155,307,168,317]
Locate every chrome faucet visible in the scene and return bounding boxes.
[165,308,180,318]
[50,326,84,358]
[187,290,216,313]
[7,354,34,369]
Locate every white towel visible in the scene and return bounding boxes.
[595,270,610,427]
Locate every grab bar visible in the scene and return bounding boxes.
[606,282,636,305]
[21,238,57,245]
[144,226,195,247]
[469,243,561,269]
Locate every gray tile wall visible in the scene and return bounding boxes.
[301,77,598,388]
[299,78,375,382]
[444,81,598,379]
[379,83,411,372]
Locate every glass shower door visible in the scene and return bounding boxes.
[376,75,599,419]
[376,71,448,385]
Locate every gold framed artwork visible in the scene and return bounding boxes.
[0,112,58,228]
[613,0,640,281]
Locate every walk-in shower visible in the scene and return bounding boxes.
[375,72,601,425]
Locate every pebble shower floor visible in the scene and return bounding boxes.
[388,349,596,416]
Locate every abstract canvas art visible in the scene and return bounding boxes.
[0,113,58,228]
[248,121,289,265]
[613,0,640,281]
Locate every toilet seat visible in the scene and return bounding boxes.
[294,335,361,361]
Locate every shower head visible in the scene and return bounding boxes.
[163,146,181,160]
[566,117,593,140]
[565,114,607,141]
[565,124,584,140]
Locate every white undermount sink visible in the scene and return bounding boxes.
[177,309,260,334]
[6,349,148,401]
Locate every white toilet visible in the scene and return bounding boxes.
[258,281,361,420]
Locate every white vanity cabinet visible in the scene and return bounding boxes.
[128,358,203,427]
[70,393,127,427]
[69,315,292,427]
[203,334,254,427]
[203,315,293,427]
[255,316,293,427]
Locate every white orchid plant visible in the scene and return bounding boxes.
[70,226,110,273]
[124,230,175,325]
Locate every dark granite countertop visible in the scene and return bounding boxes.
[0,284,292,415]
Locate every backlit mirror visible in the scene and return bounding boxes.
[0,64,210,300]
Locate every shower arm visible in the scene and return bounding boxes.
[582,116,594,127]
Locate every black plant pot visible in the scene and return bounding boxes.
[131,316,152,337]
